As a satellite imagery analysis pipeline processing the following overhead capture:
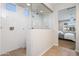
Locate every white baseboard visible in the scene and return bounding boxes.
[0,47,21,55]
[40,45,54,56]
[40,43,58,56]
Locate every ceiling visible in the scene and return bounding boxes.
[16,3,53,13]
[16,3,27,8]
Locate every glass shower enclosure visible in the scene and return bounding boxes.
[29,3,53,29]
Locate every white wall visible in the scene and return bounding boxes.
[43,4,58,46]
[76,4,79,51]
[45,12,59,46]
[26,4,58,56]
[27,29,54,56]
[0,3,29,54]
[0,4,2,53]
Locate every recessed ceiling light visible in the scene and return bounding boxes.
[40,10,43,13]
[26,3,31,6]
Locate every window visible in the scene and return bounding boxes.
[6,3,16,12]
[24,8,29,16]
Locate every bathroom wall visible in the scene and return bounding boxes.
[0,4,2,53]
[42,3,58,46]
[26,13,55,56]
[45,4,59,46]
[76,4,79,51]
[27,29,54,56]
[26,4,59,56]
[0,3,29,54]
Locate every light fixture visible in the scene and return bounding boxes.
[40,10,43,13]
[26,3,31,6]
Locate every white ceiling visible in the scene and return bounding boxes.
[16,3,53,13]
[16,3,27,8]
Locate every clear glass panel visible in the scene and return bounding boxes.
[31,3,52,29]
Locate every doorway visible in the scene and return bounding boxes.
[58,6,76,50]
